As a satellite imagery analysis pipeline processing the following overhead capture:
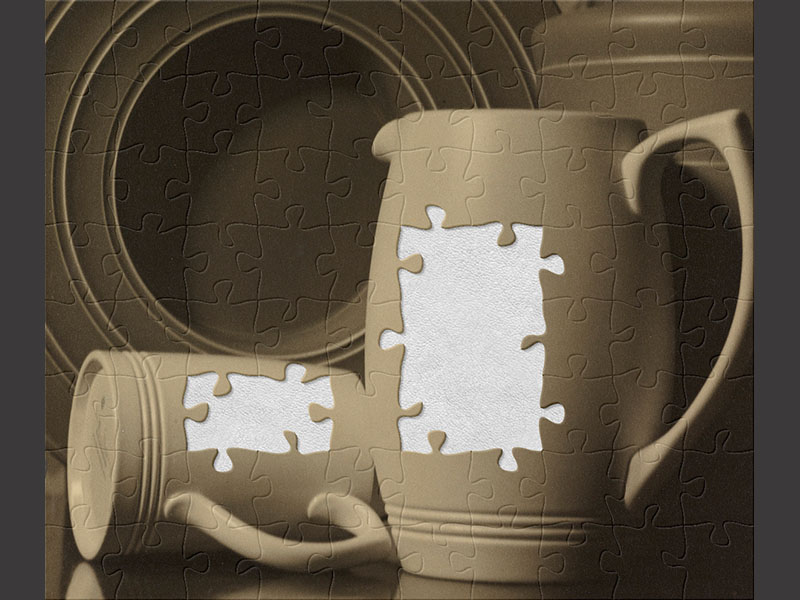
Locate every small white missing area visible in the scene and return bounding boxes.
[182,364,333,471]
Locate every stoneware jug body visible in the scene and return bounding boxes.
[364,108,753,584]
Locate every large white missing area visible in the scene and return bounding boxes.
[182,364,333,471]
[380,206,565,470]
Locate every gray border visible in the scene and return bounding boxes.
[6,0,45,596]
[754,0,792,597]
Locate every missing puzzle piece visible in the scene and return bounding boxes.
[379,206,564,471]
[182,364,334,471]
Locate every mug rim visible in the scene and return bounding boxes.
[372,108,648,158]
[398,107,644,126]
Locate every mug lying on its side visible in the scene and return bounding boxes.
[67,350,393,572]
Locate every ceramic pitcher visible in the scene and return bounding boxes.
[360,108,753,584]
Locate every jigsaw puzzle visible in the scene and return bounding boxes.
[46,1,753,598]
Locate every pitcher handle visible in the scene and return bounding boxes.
[164,491,394,572]
[620,109,753,508]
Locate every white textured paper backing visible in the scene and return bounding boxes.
[380,206,565,470]
[182,364,333,471]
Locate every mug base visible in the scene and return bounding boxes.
[389,516,611,585]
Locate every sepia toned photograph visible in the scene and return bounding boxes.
[45,1,753,597]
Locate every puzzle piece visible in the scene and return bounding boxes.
[679,430,754,543]
[374,432,493,581]
[663,522,754,598]
[600,505,687,599]
[235,205,336,325]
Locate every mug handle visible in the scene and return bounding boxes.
[164,491,394,572]
[620,109,754,508]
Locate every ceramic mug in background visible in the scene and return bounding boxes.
[360,108,753,584]
[67,350,393,572]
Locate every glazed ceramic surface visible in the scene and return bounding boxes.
[67,350,392,571]
[363,108,753,583]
